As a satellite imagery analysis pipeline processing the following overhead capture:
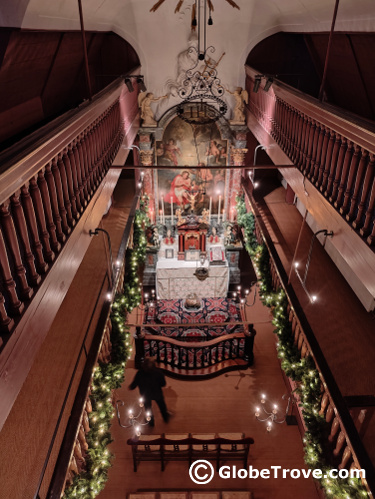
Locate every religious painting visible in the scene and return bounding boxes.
[156,116,227,217]
[156,167,226,217]
[156,116,228,168]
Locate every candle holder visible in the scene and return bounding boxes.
[255,394,297,432]
[116,398,152,436]
[232,282,257,308]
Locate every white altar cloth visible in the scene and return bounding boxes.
[156,251,229,300]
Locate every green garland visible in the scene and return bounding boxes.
[63,197,149,498]
[236,198,368,499]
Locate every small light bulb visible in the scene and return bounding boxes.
[311,295,317,303]
[254,182,259,188]
[267,423,272,432]
[106,292,112,300]
[294,262,299,268]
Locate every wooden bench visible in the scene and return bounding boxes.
[128,491,253,499]
[127,432,254,472]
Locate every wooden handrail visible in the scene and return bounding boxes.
[144,331,247,349]
[46,186,142,499]
[242,178,375,494]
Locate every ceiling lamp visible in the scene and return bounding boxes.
[150,0,240,15]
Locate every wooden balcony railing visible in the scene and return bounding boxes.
[245,65,375,247]
[0,79,126,345]
[44,187,142,499]
[242,179,375,496]
[134,323,256,378]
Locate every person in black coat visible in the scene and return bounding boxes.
[129,357,170,426]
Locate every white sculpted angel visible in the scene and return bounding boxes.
[138,92,168,127]
[226,86,249,124]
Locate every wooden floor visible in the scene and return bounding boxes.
[99,293,319,499]
[254,179,375,464]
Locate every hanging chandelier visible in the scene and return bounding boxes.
[150,0,240,15]
[151,0,234,124]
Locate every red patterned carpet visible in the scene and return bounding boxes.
[144,297,243,339]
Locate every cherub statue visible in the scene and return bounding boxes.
[138,92,168,127]
[226,86,249,124]
[199,208,209,224]
[175,208,186,226]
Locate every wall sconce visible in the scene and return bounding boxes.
[124,75,147,93]
[294,229,333,304]
[253,75,274,93]
[264,77,274,92]
[253,75,262,93]
[89,227,114,287]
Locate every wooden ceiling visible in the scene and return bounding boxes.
[246,32,375,122]
[0,29,140,148]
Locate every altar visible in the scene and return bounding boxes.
[156,229,229,299]
[156,257,229,300]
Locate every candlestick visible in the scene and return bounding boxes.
[209,196,212,224]
[218,195,222,224]
[171,199,174,225]
[161,196,165,225]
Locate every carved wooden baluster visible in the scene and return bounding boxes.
[310,126,325,181]
[340,145,361,215]
[319,392,329,416]
[62,150,79,219]
[21,182,54,266]
[300,118,312,170]
[334,141,354,208]
[0,227,24,314]
[50,158,70,235]
[10,190,41,285]
[320,130,336,193]
[325,404,334,423]
[330,138,348,203]
[0,202,33,300]
[333,431,346,456]
[74,439,84,463]
[79,132,92,199]
[29,176,56,263]
[366,216,375,245]
[359,156,375,236]
[339,446,352,470]
[297,333,304,352]
[44,160,70,243]
[86,127,96,194]
[57,154,74,227]
[87,124,98,187]
[0,291,14,332]
[69,455,79,475]
[354,154,375,230]
[301,340,308,358]
[328,417,341,442]
[37,169,61,252]
[68,143,84,212]
[316,127,331,187]
[78,424,89,451]
[324,133,341,197]
[288,108,298,161]
[306,123,321,178]
[278,101,287,150]
[82,410,90,433]
[303,120,316,175]
[94,121,103,182]
[347,149,369,221]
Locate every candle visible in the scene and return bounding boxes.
[218,195,222,224]
[209,196,212,223]
[161,196,165,225]
[231,207,234,222]
[171,199,174,225]
[159,209,162,223]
